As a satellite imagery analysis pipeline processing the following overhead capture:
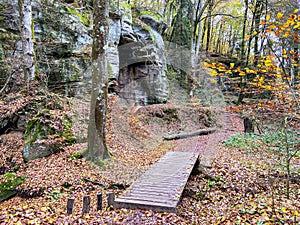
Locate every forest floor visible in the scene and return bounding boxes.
[0,83,300,224]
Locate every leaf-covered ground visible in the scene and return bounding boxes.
[1,91,300,224]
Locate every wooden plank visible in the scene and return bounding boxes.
[126,192,173,198]
[115,199,175,213]
[114,151,198,213]
[117,196,177,204]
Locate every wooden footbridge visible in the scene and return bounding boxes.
[114,152,199,213]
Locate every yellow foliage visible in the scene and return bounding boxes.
[264,59,273,67]
[209,70,218,76]
[245,68,257,74]
[294,22,300,29]
[264,85,272,90]
[282,49,287,55]
[277,12,283,19]
[203,62,210,67]
[210,78,218,84]
[239,71,246,76]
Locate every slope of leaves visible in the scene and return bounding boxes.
[178,136,300,224]
[1,87,299,224]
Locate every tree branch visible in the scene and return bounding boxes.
[0,71,15,96]
[200,14,241,22]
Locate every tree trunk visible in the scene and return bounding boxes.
[215,22,222,54]
[205,0,213,52]
[190,0,200,76]
[244,117,254,133]
[18,0,35,83]
[292,33,299,86]
[240,0,248,65]
[253,0,263,67]
[87,0,110,161]
[227,25,233,57]
[202,18,207,47]
[239,0,259,105]
[190,0,201,97]
[195,0,203,56]
[246,0,260,67]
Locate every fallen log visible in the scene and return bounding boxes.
[163,128,216,140]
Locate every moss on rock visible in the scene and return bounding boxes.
[0,173,25,202]
[65,6,90,25]
[139,11,163,22]
[23,95,76,162]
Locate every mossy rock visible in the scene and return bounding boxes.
[162,107,179,122]
[133,17,157,41]
[23,109,76,162]
[0,173,25,202]
[65,5,90,26]
[119,2,132,11]
[139,11,163,22]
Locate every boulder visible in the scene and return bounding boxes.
[23,110,75,162]
[118,9,169,105]
[0,172,24,202]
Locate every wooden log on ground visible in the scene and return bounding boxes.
[163,128,216,140]
[67,197,75,214]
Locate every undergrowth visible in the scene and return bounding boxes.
[224,130,300,156]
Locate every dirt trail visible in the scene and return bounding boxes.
[171,110,243,167]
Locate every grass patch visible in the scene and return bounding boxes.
[67,152,84,159]
[224,130,300,156]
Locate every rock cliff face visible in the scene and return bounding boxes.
[0,0,91,87]
[118,13,169,105]
[0,1,169,104]
[0,1,169,161]
[106,5,169,105]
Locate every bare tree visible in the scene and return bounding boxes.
[18,0,35,83]
[86,0,110,161]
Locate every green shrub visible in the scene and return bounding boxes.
[224,130,300,156]
[68,152,83,159]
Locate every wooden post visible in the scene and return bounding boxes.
[97,193,102,211]
[244,117,254,133]
[82,195,91,215]
[67,197,75,214]
[107,192,115,208]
